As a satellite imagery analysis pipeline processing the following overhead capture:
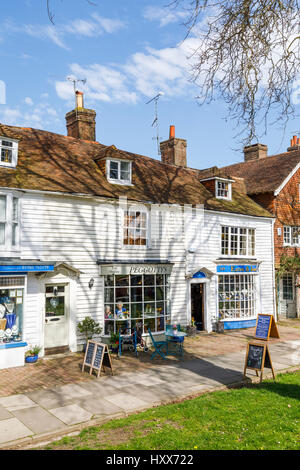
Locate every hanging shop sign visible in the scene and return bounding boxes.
[244,341,275,382]
[254,314,280,341]
[217,265,259,273]
[100,263,173,276]
[82,340,113,378]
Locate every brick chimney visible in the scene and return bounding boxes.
[65,91,96,141]
[160,126,187,167]
[287,135,300,152]
[243,143,268,162]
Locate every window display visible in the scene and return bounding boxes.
[218,274,256,320]
[0,283,24,343]
[104,273,170,335]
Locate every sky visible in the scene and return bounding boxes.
[0,0,300,170]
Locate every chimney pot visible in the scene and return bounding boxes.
[169,125,175,139]
[75,90,84,108]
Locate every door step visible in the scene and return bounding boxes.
[44,346,70,356]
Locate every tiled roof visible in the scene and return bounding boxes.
[221,150,300,195]
[0,123,272,218]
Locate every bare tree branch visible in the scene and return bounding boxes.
[171,1,300,145]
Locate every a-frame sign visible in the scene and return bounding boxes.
[254,314,280,341]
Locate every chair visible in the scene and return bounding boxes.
[148,328,168,360]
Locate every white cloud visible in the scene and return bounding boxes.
[55,38,201,106]
[143,6,189,27]
[24,97,34,106]
[0,97,60,129]
[1,14,126,49]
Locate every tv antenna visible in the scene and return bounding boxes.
[146,92,164,156]
[67,76,87,107]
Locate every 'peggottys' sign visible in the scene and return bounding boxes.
[100,263,173,276]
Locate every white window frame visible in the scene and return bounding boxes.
[0,137,18,168]
[221,226,255,257]
[107,159,132,185]
[216,179,232,200]
[218,273,257,320]
[283,226,300,246]
[123,209,148,248]
[0,192,21,251]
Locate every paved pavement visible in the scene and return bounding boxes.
[0,337,299,449]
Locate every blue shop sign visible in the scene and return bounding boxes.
[217,265,258,273]
[0,265,54,273]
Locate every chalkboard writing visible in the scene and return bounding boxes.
[255,314,272,340]
[247,344,264,369]
[254,314,280,340]
[85,341,96,366]
[93,344,104,369]
[244,341,275,382]
[82,340,113,377]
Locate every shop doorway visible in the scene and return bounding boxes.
[44,283,69,352]
[191,283,205,331]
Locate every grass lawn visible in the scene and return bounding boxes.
[43,371,300,451]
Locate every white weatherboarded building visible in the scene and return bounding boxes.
[0,97,276,368]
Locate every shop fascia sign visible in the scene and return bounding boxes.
[100,264,173,276]
[217,265,259,273]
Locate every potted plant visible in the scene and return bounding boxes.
[109,332,119,353]
[186,320,197,337]
[77,316,102,351]
[25,345,42,363]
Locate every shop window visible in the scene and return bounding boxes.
[0,278,24,343]
[282,274,294,300]
[0,194,20,249]
[123,210,147,246]
[218,274,256,320]
[221,226,255,257]
[104,273,170,336]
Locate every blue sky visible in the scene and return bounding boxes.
[0,0,300,169]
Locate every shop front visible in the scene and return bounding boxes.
[0,260,55,369]
[98,261,173,337]
[217,264,259,329]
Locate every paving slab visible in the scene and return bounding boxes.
[27,389,75,410]
[0,394,36,412]
[75,396,125,418]
[52,383,92,400]
[12,406,66,434]
[77,380,120,395]
[0,417,32,444]
[0,405,12,421]
[49,404,93,425]
[104,391,148,412]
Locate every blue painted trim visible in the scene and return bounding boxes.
[0,265,54,273]
[223,319,256,330]
[217,265,258,273]
[192,271,206,279]
[0,342,27,350]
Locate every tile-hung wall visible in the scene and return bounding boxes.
[4,189,276,352]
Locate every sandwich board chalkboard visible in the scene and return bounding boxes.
[254,314,280,340]
[82,340,113,378]
[244,341,275,382]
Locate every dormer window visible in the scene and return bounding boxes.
[107,159,131,185]
[216,179,232,200]
[0,137,18,168]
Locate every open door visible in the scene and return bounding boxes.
[191,283,205,331]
